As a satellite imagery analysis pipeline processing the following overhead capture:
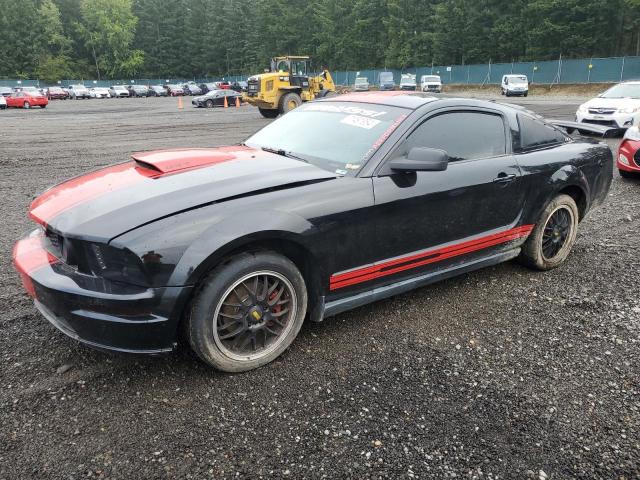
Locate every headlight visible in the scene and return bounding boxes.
[85,243,149,286]
[577,104,588,113]
[623,126,640,141]
[618,107,640,114]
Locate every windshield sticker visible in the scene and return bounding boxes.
[335,169,348,175]
[345,163,361,170]
[360,114,408,162]
[340,115,381,130]
[304,103,387,118]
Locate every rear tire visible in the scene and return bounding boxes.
[187,251,308,372]
[40,105,46,109]
[259,108,279,118]
[205,99,214,108]
[23,101,30,109]
[278,92,302,114]
[518,194,579,271]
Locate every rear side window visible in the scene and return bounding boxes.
[405,111,507,162]
[518,114,567,151]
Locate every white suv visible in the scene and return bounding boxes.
[576,81,640,129]
[501,75,528,97]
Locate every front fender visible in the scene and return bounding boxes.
[170,209,315,286]
[112,205,315,288]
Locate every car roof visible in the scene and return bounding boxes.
[321,92,531,114]
[320,91,438,109]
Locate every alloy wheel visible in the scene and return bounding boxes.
[212,271,297,361]
[542,206,574,260]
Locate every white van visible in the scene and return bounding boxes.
[501,75,529,97]
[420,75,442,93]
[399,73,417,91]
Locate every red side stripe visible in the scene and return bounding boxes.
[329,225,534,291]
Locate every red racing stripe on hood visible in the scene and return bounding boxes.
[29,162,155,226]
[28,146,257,226]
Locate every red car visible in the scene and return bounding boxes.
[7,91,48,109]
[617,127,640,178]
[46,86,69,100]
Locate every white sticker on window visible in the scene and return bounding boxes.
[340,115,381,130]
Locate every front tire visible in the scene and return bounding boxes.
[187,251,308,372]
[23,101,30,109]
[259,108,279,118]
[519,194,579,271]
[205,99,214,108]
[279,92,302,114]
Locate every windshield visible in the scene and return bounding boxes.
[379,72,393,82]
[600,83,640,99]
[422,76,440,82]
[245,102,408,174]
[508,76,528,84]
[401,75,415,83]
[355,77,368,84]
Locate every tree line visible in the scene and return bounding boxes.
[1,0,639,83]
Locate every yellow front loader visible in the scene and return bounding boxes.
[244,56,336,118]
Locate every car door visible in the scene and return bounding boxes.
[368,108,526,287]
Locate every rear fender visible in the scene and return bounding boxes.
[528,165,590,224]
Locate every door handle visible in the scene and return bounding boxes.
[493,173,517,184]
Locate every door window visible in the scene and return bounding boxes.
[404,111,507,162]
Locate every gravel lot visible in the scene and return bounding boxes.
[1,95,638,479]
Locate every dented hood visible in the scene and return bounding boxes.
[29,145,337,241]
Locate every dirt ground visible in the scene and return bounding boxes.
[0,95,639,479]
[443,83,612,98]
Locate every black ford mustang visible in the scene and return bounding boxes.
[14,92,613,372]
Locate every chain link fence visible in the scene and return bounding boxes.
[2,56,639,88]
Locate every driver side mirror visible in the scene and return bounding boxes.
[388,147,449,172]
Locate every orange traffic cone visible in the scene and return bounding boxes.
[177,96,183,109]
[223,96,228,108]
[235,96,240,108]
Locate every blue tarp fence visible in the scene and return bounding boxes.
[2,56,639,88]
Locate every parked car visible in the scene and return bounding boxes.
[192,89,242,108]
[148,85,168,97]
[378,71,395,90]
[576,81,640,129]
[182,83,202,95]
[231,81,248,92]
[501,75,529,97]
[421,75,442,93]
[46,86,70,100]
[127,84,149,97]
[68,84,91,99]
[354,77,370,92]
[199,83,218,94]
[164,84,184,96]
[6,90,48,108]
[14,93,613,372]
[617,126,640,178]
[0,86,12,97]
[0,95,6,109]
[214,81,231,90]
[399,73,417,91]
[13,86,39,94]
[109,85,130,98]
[90,87,111,99]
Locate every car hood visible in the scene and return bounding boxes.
[29,145,338,242]
[583,97,640,109]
